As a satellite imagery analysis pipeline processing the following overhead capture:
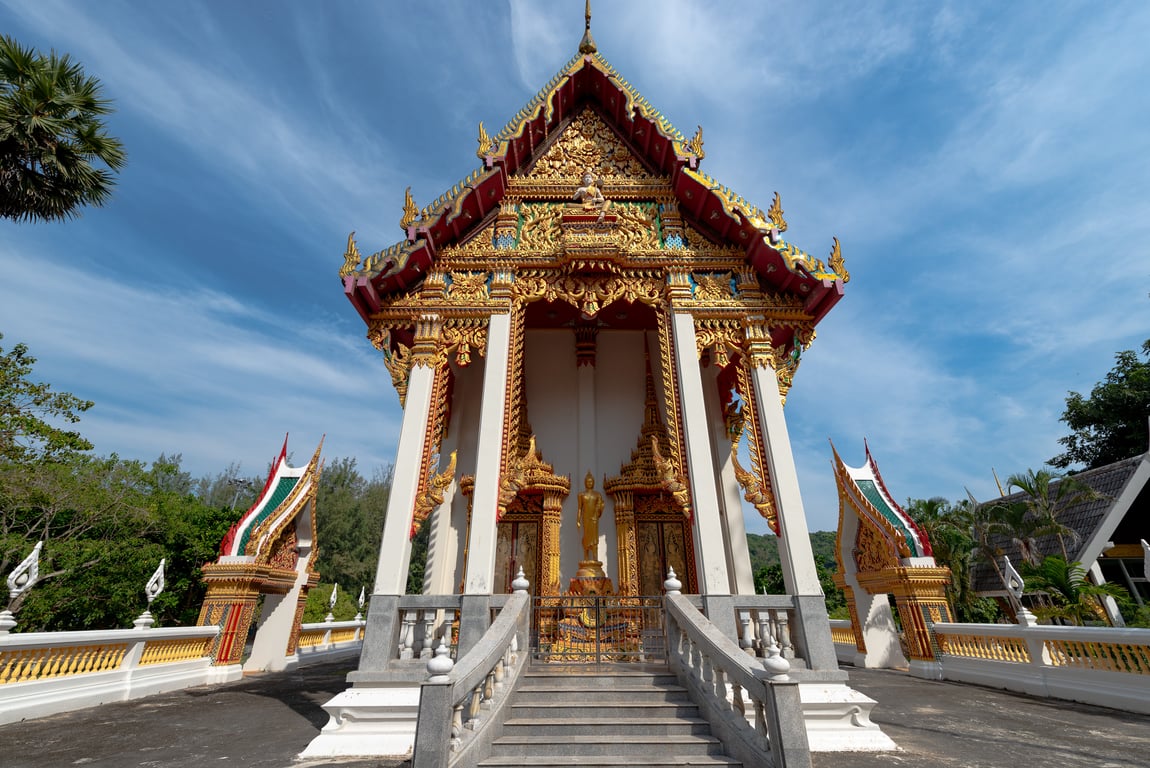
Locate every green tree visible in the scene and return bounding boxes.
[1005,468,1101,561]
[314,457,391,593]
[0,333,93,463]
[1019,555,1129,626]
[0,36,125,223]
[1051,339,1150,470]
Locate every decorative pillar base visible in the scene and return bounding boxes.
[797,682,898,752]
[299,683,422,759]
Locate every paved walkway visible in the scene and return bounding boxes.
[1,661,1147,767]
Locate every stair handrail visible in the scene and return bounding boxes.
[412,588,530,768]
[665,593,812,768]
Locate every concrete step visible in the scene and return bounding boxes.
[501,716,713,737]
[514,685,691,703]
[478,758,742,768]
[509,700,701,719]
[490,734,724,758]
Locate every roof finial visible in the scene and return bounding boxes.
[579,0,597,54]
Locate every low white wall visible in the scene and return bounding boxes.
[0,625,237,724]
[295,619,365,666]
[929,622,1150,715]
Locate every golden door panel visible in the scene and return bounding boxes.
[495,520,539,594]
[636,519,697,595]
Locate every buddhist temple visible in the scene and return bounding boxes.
[309,6,891,759]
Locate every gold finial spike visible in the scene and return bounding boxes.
[476,121,495,159]
[828,236,849,283]
[767,192,788,232]
[339,231,361,276]
[400,186,418,230]
[578,0,597,53]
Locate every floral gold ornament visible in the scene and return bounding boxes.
[412,450,457,537]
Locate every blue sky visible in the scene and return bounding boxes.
[1,1,1147,536]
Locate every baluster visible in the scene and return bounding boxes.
[732,682,746,717]
[776,610,794,659]
[713,665,727,706]
[757,610,772,658]
[450,702,464,751]
[701,650,713,689]
[419,610,435,659]
[754,697,768,739]
[446,608,459,659]
[399,610,416,660]
[466,682,483,729]
[739,611,755,655]
[481,669,496,709]
[493,650,506,690]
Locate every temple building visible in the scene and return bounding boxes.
[310,8,887,758]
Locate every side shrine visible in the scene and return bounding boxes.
[310,11,891,760]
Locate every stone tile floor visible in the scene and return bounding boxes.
[1,660,1147,767]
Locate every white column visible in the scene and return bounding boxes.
[749,362,823,595]
[373,360,438,595]
[700,365,756,594]
[463,311,512,594]
[671,311,731,595]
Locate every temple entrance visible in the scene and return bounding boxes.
[494,495,542,595]
[530,594,665,665]
[636,510,696,596]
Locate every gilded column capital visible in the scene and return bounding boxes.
[742,318,777,370]
[489,269,514,300]
[411,314,443,367]
[666,271,693,306]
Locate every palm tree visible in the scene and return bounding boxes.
[0,35,125,223]
[1006,469,1102,561]
[1019,556,1129,626]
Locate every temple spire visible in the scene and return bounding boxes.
[578,0,597,54]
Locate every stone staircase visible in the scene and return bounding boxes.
[479,662,742,768]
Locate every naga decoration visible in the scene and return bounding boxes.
[400,186,419,230]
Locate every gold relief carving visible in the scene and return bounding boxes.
[692,273,732,303]
[828,237,849,283]
[528,108,656,182]
[340,231,361,276]
[410,315,444,367]
[694,318,743,367]
[655,311,687,476]
[742,321,777,370]
[383,343,412,407]
[441,318,488,367]
[730,439,778,531]
[511,272,664,318]
[518,203,562,251]
[439,222,498,260]
[650,436,691,515]
[855,521,898,574]
[500,302,528,480]
[412,450,457,537]
[733,362,779,534]
[400,186,419,230]
[767,192,787,233]
[611,202,659,250]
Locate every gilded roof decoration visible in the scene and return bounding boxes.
[530,109,656,181]
[400,186,419,230]
[340,231,361,277]
[476,121,496,159]
[686,126,705,160]
[767,192,787,233]
[828,237,849,283]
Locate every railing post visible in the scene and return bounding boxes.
[763,674,812,768]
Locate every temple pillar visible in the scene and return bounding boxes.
[701,363,756,594]
[744,322,821,597]
[670,309,731,595]
[371,315,443,596]
[541,490,564,596]
[463,309,512,596]
[612,490,638,595]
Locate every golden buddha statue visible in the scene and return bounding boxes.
[576,470,604,563]
[573,170,609,222]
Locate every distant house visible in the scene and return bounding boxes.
[970,449,1150,623]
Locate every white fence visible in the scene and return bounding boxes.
[296,619,366,664]
[929,621,1150,714]
[0,625,237,724]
